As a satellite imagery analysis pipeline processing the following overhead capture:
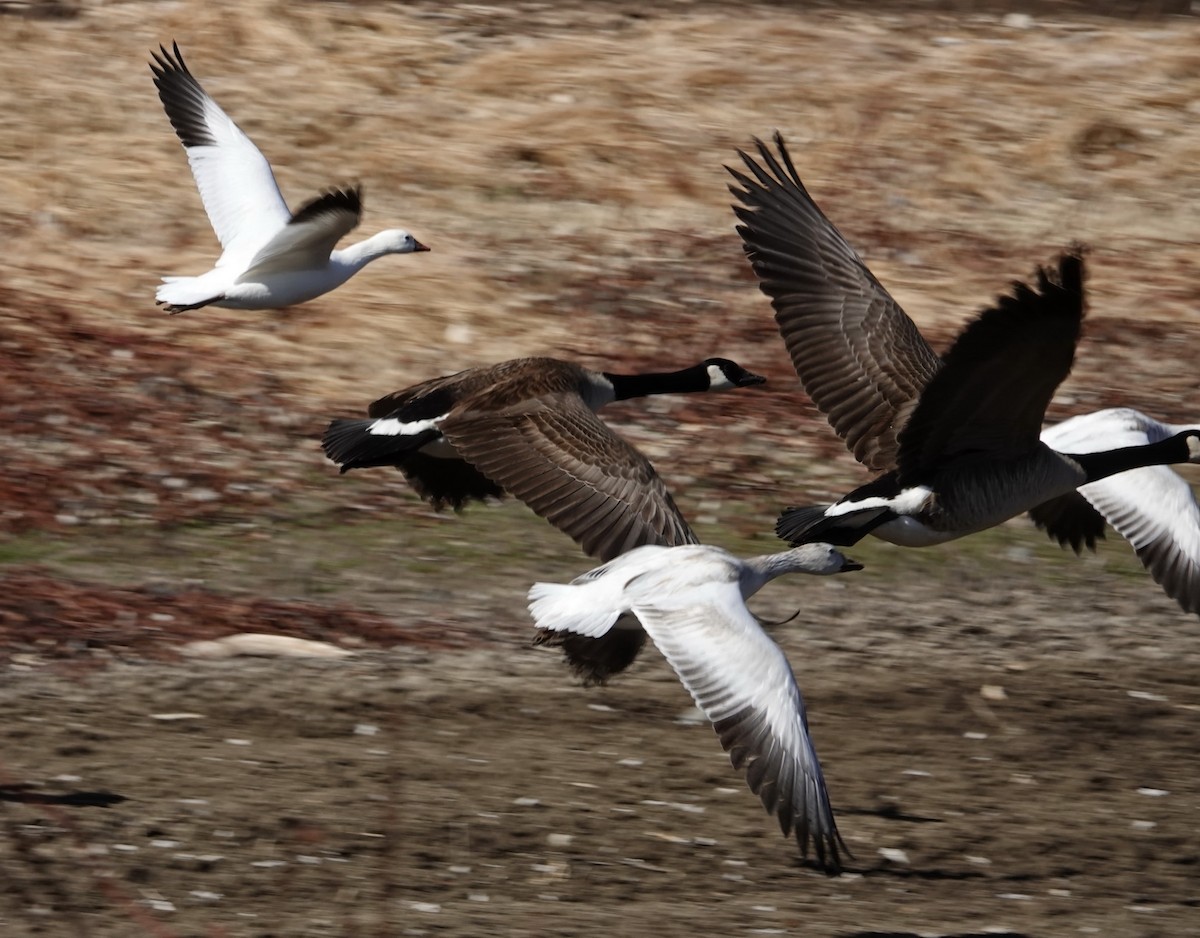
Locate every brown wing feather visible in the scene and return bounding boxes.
[729,132,941,471]
[896,251,1085,478]
[366,358,584,419]
[441,399,697,563]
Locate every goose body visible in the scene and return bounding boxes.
[730,133,1200,613]
[528,542,862,873]
[150,43,428,314]
[323,356,766,682]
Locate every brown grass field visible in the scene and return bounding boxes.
[1,1,1200,935]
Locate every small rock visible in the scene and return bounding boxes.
[180,634,353,659]
[1002,12,1034,29]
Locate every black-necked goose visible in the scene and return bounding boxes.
[528,541,863,874]
[149,43,429,313]
[322,356,766,682]
[729,134,1200,606]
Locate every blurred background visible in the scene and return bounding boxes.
[1,2,1198,935]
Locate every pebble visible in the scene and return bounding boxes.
[878,847,910,864]
[180,634,353,659]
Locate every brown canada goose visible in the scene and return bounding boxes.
[528,542,863,874]
[322,356,766,681]
[728,134,1200,595]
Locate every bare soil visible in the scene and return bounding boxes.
[1,1,1199,936]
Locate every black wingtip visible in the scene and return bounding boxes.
[289,185,363,227]
[149,40,187,80]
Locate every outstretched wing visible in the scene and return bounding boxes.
[730,132,940,471]
[627,568,845,873]
[442,397,697,563]
[150,42,291,265]
[1040,408,1200,615]
[896,251,1085,479]
[240,186,363,279]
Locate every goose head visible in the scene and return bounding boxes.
[789,542,864,575]
[702,358,767,391]
[373,229,431,255]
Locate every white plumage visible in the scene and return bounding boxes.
[149,42,428,313]
[528,542,862,873]
[1040,408,1200,613]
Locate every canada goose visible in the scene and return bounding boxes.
[729,134,1200,598]
[323,356,766,682]
[149,43,428,313]
[528,541,863,874]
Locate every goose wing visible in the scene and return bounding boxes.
[895,251,1085,478]
[1040,409,1200,615]
[240,186,363,279]
[150,42,291,265]
[440,397,698,563]
[729,132,940,472]
[625,563,844,872]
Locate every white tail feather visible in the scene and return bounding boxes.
[527,582,622,638]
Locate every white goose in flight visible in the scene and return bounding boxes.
[528,542,863,873]
[149,42,429,313]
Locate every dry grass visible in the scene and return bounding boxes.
[0,1,1197,412]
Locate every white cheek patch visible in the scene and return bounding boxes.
[367,415,443,437]
[706,363,735,391]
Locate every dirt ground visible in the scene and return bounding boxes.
[2,1,1200,936]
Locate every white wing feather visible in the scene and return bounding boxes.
[625,564,842,864]
[152,45,291,265]
[1043,408,1200,613]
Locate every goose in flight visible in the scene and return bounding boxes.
[323,356,766,681]
[729,133,1200,613]
[528,542,863,874]
[149,42,429,314]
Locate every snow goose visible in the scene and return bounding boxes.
[149,42,428,313]
[528,541,862,873]
[1034,409,1200,614]
[729,133,1200,612]
[323,356,766,683]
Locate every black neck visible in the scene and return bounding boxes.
[604,365,708,401]
[1071,433,1197,484]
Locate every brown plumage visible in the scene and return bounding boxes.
[728,134,940,472]
[323,356,766,682]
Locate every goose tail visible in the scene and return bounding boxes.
[775,504,859,546]
[527,582,622,638]
[321,418,439,473]
[155,277,222,314]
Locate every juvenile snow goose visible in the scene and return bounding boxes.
[729,134,1200,605]
[149,42,428,313]
[323,356,766,682]
[528,542,863,874]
